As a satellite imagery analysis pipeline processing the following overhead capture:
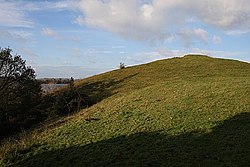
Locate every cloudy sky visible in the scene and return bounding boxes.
[0,0,250,78]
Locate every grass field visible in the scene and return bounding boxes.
[1,55,250,166]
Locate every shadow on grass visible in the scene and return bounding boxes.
[76,73,139,105]
[12,112,250,167]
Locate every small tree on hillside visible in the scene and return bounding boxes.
[119,62,126,69]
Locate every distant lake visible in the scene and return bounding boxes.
[41,84,67,93]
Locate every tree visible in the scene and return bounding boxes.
[54,77,89,116]
[119,62,126,69]
[0,48,41,130]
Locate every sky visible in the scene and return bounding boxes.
[0,0,250,78]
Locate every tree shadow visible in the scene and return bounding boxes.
[11,112,250,167]
[75,73,139,105]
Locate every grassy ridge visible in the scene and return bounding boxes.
[1,55,250,166]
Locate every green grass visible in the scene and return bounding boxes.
[1,55,250,166]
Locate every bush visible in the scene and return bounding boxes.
[119,62,126,69]
[54,79,90,115]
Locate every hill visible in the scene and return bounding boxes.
[1,55,250,166]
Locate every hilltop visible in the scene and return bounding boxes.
[1,55,250,166]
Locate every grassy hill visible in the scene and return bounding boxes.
[1,55,250,166]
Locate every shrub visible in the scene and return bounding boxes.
[54,80,90,115]
[119,62,126,69]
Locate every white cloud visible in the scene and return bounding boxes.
[62,61,72,65]
[0,1,33,28]
[41,27,57,36]
[75,0,169,42]
[21,48,39,58]
[0,30,32,43]
[178,28,208,47]
[72,48,84,58]
[0,0,77,28]
[41,27,63,39]
[192,0,250,30]
[75,0,250,43]
[157,49,186,58]
[190,48,246,59]
[69,36,81,42]
[35,66,109,78]
[69,47,109,64]
[74,15,85,25]
[226,30,250,36]
[0,30,11,38]
[112,46,125,49]
[213,35,222,44]
[124,47,248,65]
[43,0,77,11]
[124,49,184,64]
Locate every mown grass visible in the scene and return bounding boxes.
[1,55,250,166]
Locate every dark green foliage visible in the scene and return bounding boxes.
[54,79,90,115]
[119,62,126,69]
[38,78,75,84]
[0,48,42,138]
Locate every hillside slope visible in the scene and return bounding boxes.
[1,55,250,166]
